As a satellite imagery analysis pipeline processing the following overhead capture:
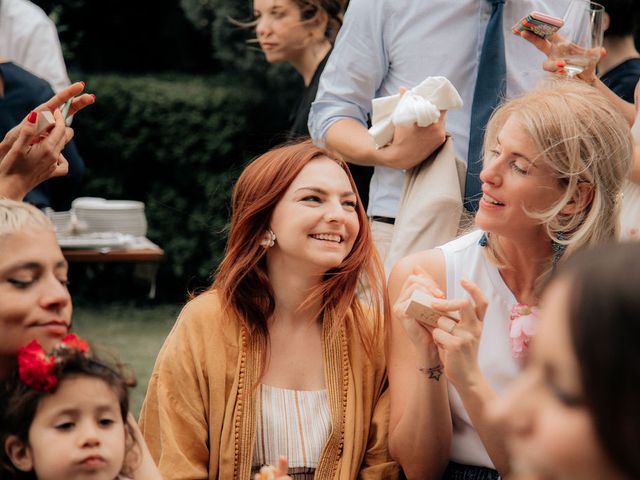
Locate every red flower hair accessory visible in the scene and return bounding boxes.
[59,333,90,353]
[17,334,91,392]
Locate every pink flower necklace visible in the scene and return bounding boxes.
[509,303,539,359]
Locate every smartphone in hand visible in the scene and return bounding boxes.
[512,11,564,39]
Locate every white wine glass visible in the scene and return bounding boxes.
[551,0,605,77]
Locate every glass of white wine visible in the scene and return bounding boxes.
[551,0,605,77]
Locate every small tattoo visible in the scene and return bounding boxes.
[418,364,444,381]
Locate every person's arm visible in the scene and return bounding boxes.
[386,250,451,479]
[308,0,446,170]
[325,114,447,170]
[430,280,510,475]
[518,31,636,125]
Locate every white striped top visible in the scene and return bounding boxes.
[251,384,331,479]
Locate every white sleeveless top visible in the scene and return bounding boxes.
[620,109,640,241]
[252,384,331,479]
[438,230,522,469]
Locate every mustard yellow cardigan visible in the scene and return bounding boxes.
[139,291,399,479]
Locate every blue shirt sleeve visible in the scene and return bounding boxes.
[308,0,391,147]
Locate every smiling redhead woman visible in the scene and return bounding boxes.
[140,140,399,479]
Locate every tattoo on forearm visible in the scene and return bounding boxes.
[418,364,444,381]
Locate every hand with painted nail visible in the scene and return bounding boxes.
[36,81,95,121]
[0,82,95,201]
[0,109,70,200]
[517,30,605,84]
[430,279,488,388]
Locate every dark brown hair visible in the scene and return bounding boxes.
[292,0,345,42]
[242,0,346,43]
[0,346,138,479]
[552,242,640,478]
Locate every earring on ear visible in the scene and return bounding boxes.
[260,229,276,248]
[551,232,566,269]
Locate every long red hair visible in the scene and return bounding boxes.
[211,140,385,360]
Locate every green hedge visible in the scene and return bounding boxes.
[70,73,296,302]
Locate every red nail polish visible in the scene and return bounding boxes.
[555,61,565,67]
[90,93,96,101]
[27,111,37,124]
[79,81,85,88]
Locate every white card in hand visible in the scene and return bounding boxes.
[36,111,55,136]
[404,289,459,327]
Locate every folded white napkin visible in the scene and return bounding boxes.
[369,76,463,148]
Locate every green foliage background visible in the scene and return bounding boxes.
[30,0,302,301]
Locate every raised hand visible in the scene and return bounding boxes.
[517,30,605,85]
[430,279,488,388]
[38,81,95,118]
[0,82,95,200]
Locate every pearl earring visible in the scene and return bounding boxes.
[260,229,276,248]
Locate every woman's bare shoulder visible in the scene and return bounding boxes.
[388,249,446,290]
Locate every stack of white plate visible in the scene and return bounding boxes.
[45,209,72,235]
[72,198,147,237]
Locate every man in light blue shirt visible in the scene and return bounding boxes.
[309,0,568,265]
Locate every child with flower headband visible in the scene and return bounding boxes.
[0,334,139,480]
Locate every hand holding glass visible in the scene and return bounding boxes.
[551,1,604,77]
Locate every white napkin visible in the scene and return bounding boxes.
[368,76,463,148]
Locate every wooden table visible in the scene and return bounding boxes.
[62,239,164,299]
[62,245,164,263]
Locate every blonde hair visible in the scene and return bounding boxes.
[0,199,54,237]
[482,80,633,269]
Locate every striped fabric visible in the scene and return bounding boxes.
[251,384,331,480]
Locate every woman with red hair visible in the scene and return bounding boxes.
[140,140,398,479]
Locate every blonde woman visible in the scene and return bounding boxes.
[387,81,633,479]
